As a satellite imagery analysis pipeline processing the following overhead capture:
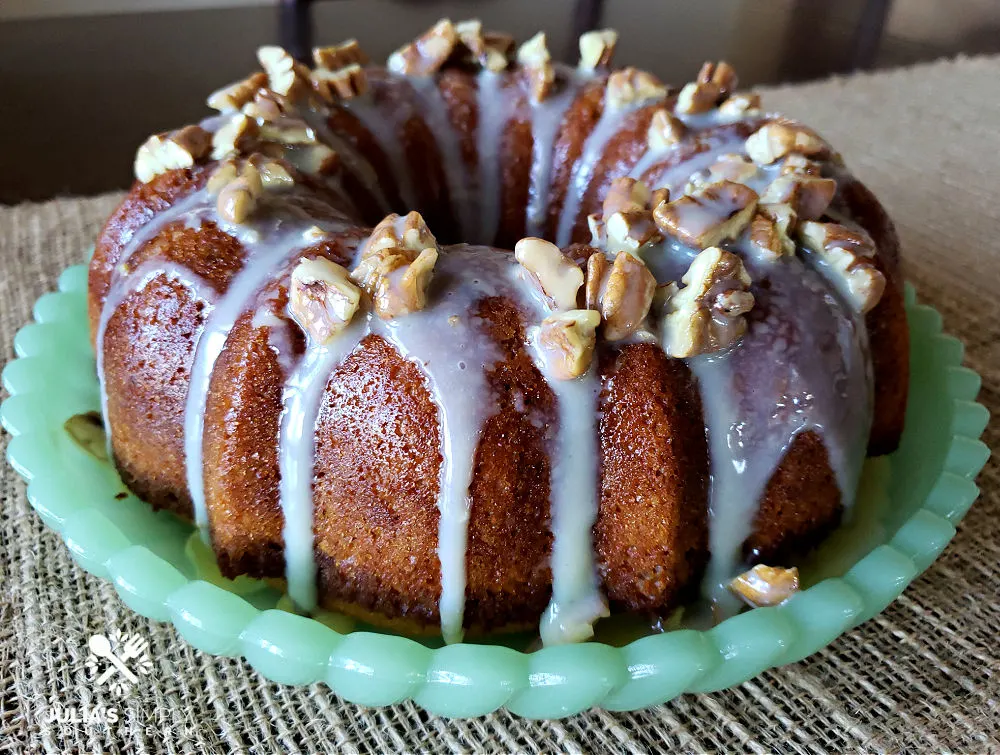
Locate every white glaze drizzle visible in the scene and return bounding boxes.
[530,344,606,645]
[555,102,637,247]
[340,84,421,211]
[525,67,583,238]
[686,252,870,619]
[408,77,477,240]
[475,71,508,245]
[183,208,349,533]
[96,191,211,452]
[279,315,368,609]
[369,248,511,642]
[299,104,392,213]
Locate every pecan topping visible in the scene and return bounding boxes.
[313,39,369,70]
[515,237,584,312]
[288,257,362,343]
[312,64,368,101]
[536,309,601,380]
[586,251,657,340]
[718,92,761,119]
[779,153,823,177]
[387,19,459,76]
[455,20,513,72]
[578,29,618,70]
[675,61,737,115]
[653,180,759,249]
[283,143,339,176]
[798,220,885,313]
[748,204,797,262]
[211,113,260,160]
[760,175,836,221]
[207,72,268,112]
[352,212,440,319]
[213,161,264,224]
[729,565,799,608]
[686,154,758,194]
[745,122,830,165]
[257,45,311,100]
[661,246,754,357]
[647,108,687,151]
[606,67,668,111]
[134,125,211,183]
[517,32,555,102]
[596,177,665,253]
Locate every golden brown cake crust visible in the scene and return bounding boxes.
[594,343,709,613]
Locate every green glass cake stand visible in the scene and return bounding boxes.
[2,263,989,719]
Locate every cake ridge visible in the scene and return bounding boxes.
[90,19,908,644]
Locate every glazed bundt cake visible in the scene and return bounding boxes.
[89,21,909,645]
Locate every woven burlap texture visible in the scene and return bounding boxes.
[2,55,998,754]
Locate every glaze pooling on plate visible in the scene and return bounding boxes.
[92,23,893,645]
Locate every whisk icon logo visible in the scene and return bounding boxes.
[84,629,153,697]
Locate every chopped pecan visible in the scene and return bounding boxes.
[211,113,260,160]
[241,90,287,122]
[259,118,316,145]
[373,247,438,319]
[134,125,211,183]
[798,220,884,313]
[745,122,829,165]
[455,20,513,72]
[779,153,823,176]
[760,174,837,221]
[689,153,758,190]
[697,61,738,97]
[599,177,665,253]
[647,108,686,151]
[718,92,761,118]
[516,32,554,102]
[312,39,369,70]
[312,64,368,101]
[661,246,754,357]
[586,251,657,340]
[748,203,797,262]
[729,565,799,608]
[249,155,295,189]
[257,45,311,99]
[481,31,516,71]
[587,214,607,247]
[605,211,662,253]
[215,162,264,224]
[602,177,651,217]
[536,309,601,379]
[288,257,362,343]
[283,143,339,176]
[387,19,458,75]
[207,72,268,112]
[352,212,440,318]
[606,67,667,111]
[675,61,736,115]
[515,237,584,312]
[578,29,618,70]
[653,180,759,248]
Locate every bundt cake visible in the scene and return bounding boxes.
[89,21,909,645]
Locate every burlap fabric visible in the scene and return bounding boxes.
[2,56,998,754]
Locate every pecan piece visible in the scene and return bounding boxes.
[661,246,754,357]
[288,257,362,343]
